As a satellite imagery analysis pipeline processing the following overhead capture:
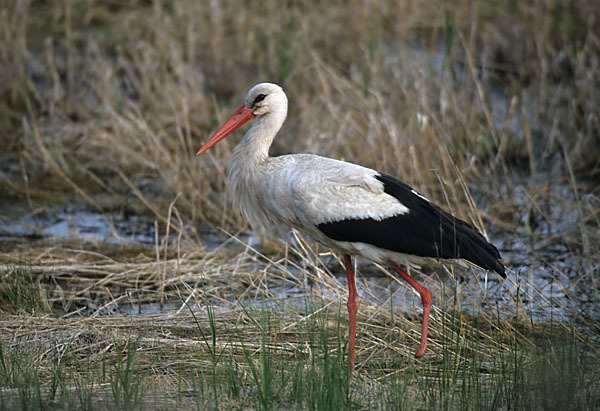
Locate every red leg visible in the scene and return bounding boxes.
[392,266,432,358]
[344,254,359,370]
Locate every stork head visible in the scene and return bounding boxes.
[197,83,287,155]
[244,83,287,116]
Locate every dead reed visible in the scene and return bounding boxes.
[0,0,599,408]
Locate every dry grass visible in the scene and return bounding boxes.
[1,232,598,407]
[2,1,599,220]
[1,0,599,408]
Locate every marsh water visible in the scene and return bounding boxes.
[1,181,597,331]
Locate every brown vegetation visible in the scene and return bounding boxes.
[0,0,599,407]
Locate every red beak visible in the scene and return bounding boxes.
[196,105,255,155]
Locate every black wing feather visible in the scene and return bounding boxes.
[316,173,505,277]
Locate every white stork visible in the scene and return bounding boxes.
[197,83,505,370]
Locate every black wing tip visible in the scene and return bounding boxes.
[493,256,507,278]
[489,258,506,278]
[376,171,508,278]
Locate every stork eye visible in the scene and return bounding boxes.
[252,94,267,106]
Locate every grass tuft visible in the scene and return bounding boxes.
[0,0,599,409]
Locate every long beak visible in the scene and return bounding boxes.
[196,105,255,155]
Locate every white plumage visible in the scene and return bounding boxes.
[232,155,408,241]
[197,83,505,370]
[227,85,409,257]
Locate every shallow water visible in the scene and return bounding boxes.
[0,203,261,250]
[0,185,597,330]
[0,204,157,245]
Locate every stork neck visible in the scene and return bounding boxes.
[233,108,286,164]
